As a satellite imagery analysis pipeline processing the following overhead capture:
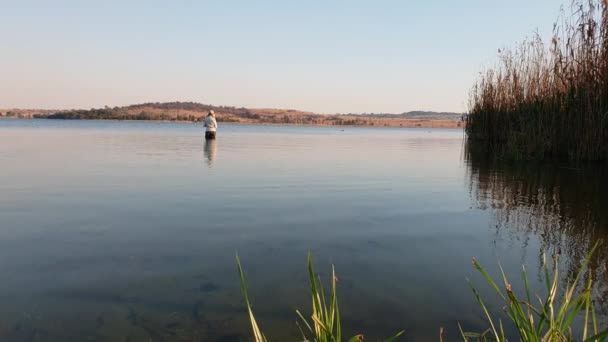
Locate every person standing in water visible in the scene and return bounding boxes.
[204,110,218,139]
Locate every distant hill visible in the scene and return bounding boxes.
[2,102,464,128]
[0,109,57,119]
[352,111,463,120]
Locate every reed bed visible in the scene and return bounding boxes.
[466,0,608,161]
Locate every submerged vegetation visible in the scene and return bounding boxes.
[466,0,608,161]
[237,247,607,342]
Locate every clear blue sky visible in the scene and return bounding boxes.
[1,0,567,113]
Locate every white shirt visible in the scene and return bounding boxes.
[204,116,218,132]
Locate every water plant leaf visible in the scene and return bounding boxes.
[236,254,267,342]
[465,241,605,342]
[384,329,405,342]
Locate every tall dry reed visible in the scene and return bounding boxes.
[466,0,608,161]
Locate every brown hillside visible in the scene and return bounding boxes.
[3,102,463,128]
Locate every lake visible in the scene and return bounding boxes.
[0,119,606,341]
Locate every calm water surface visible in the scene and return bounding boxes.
[0,119,606,341]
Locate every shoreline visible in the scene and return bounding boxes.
[1,117,464,129]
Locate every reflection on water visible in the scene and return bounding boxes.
[204,139,217,168]
[465,144,608,310]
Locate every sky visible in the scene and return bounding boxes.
[0,0,568,114]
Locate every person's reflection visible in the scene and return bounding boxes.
[204,138,217,168]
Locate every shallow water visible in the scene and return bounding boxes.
[0,119,606,341]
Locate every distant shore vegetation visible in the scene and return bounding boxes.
[1,102,463,128]
[466,0,608,161]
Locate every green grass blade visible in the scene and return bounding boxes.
[499,319,506,341]
[571,242,600,289]
[522,264,531,304]
[498,263,534,339]
[557,243,600,332]
[583,329,608,342]
[307,253,323,338]
[347,335,364,342]
[310,314,330,335]
[296,320,311,342]
[472,258,506,300]
[296,309,314,335]
[317,274,329,329]
[333,266,341,342]
[384,329,405,342]
[542,252,551,293]
[236,254,267,342]
[592,303,599,338]
[458,323,469,342]
[561,295,587,332]
[583,269,593,340]
[467,279,501,341]
[536,293,550,333]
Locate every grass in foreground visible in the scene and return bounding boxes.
[236,253,404,342]
[237,245,607,342]
[462,241,607,341]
